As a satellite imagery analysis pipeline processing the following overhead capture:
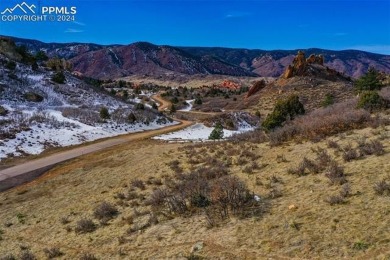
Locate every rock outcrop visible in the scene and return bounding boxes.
[283,51,325,79]
[246,80,266,98]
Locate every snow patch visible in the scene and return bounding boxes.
[153,123,254,142]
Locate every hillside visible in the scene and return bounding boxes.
[0,38,173,162]
[1,35,390,260]
[7,36,390,80]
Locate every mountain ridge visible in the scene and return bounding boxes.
[4,35,390,79]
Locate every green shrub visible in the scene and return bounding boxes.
[321,93,334,107]
[170,97,179,104]
[194,98,202,105]
[357,91,387,111]
[262,95,305,130]
[35,50,48,61]
[5,61,16,70]
[51,71,66,84]
[135,103,145,110]
[209,123,224,140]
[127,112,136,123]
[99,107,110,119]
[24,92,44,102]
[0,105,8,116]
[355,67,382,91]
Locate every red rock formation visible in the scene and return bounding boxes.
[283,51,326,79]
[219,80,241,90]
[246,80,266,98]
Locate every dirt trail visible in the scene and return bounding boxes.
[0,93,216,191]
[0,118,193,191]
[152,93,171,112]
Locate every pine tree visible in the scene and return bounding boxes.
[208,123,224,140]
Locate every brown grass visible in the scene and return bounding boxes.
[0,126,389,259]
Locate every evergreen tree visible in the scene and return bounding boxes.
[208,123,224,140]
[355,67,382,91]
[262,95,305,130]
[99,107,110,119]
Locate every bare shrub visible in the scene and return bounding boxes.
[210,176,260,218]
[43,247,63,259]
[269,99,378,144]
[230,129,268,144]
[342,144,360,162]
[276,154,287,163]
[75,219,97,234]
[0,255,16,260]
[325,161,347,185]
[167,160,182,173]
[340,183,351,198]
[327,140,340,149]
[288,157,320,176]
[79,253,98,260]
[131,179,146,190]
[61,107,100,125]
[60,216,70,225]
[236,157,248,166]
[314,148,332,170]
[325,195,345,205]
[359,139,385,156]
[93,202,119,221]
[19,251,36,260]
[373,179,390,195]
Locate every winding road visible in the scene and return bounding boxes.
[0,95,193,192]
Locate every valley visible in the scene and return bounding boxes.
[0,34,389,260]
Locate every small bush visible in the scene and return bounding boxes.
[79,253,98,260]
[99,107,110,120]
[135,103,145,110]
[19,251,36,260]
[0,105,8,116]
[75,219,97,234]
[327,140,340,149]
[262,95,305,130]
[357,91,387,111]
[342,144,360,162]
[321,93,334,107]
[5,61,16,70]
[352,241,370,251]
[51,71,66,84]
[359,139,385,156]
[93,202,119,221]
[0,254,16,260]
[373,179,390,195]
[43,247,63,259]
[131,179,146,190]
[325,161,346,185]
[194,98,202,105]
[326,195,345,205]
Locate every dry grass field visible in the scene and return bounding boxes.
[0,123,389,259]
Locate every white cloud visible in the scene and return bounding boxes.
[64,28,84,33]
[72,21,86,26]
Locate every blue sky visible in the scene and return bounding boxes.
[0,0,389,54]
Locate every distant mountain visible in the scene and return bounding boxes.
[181,47,390,79]
[6,36,390,79]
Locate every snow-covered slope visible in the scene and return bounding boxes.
[0,54,174,161]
